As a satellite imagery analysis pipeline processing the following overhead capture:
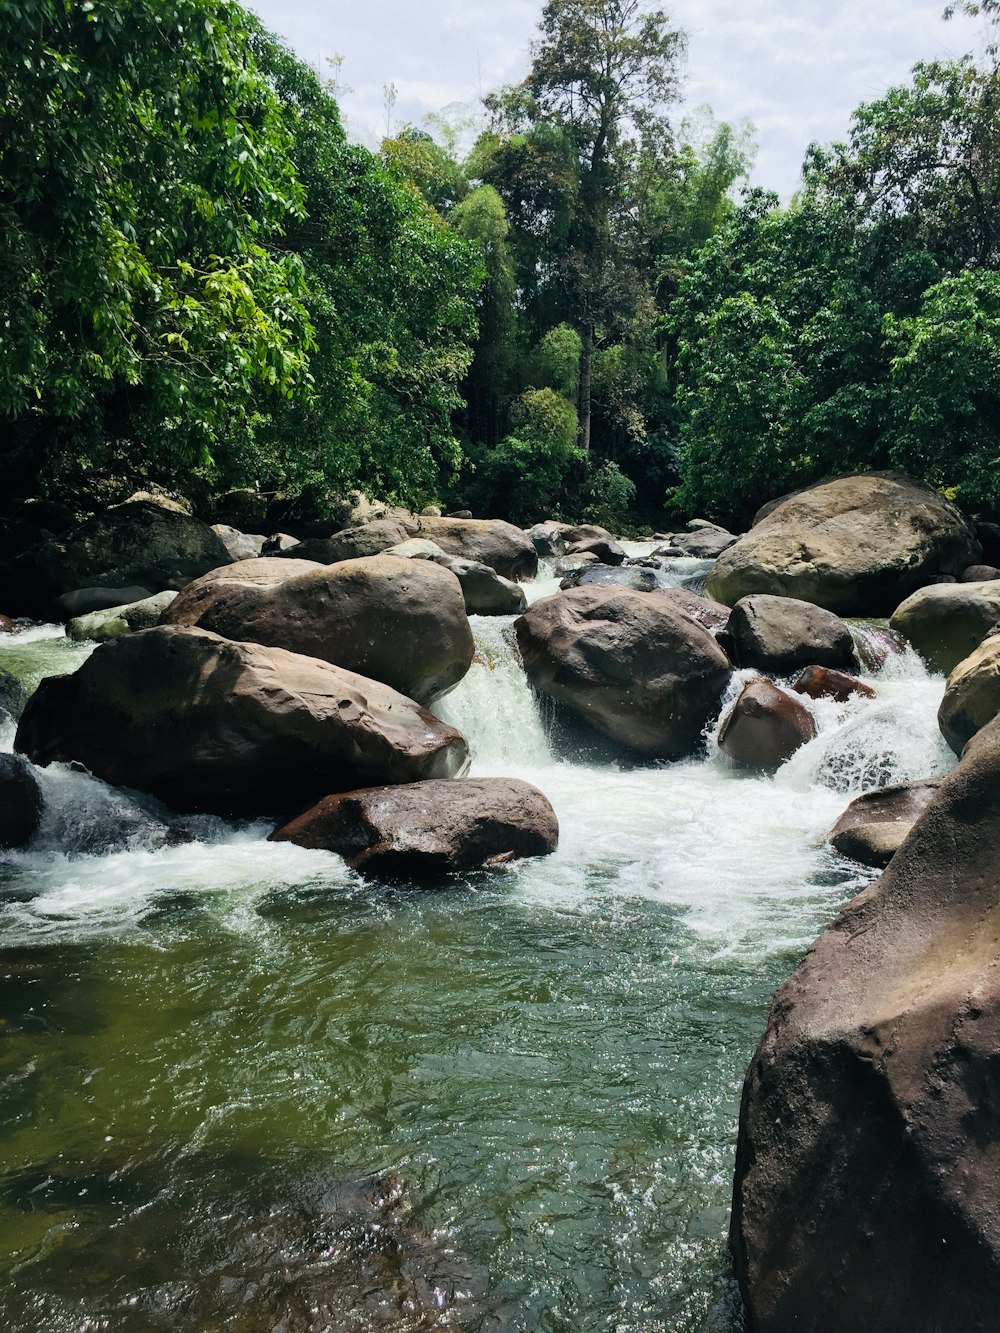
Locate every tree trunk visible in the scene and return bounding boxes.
[578,321,593,453]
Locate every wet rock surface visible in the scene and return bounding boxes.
[791,665,876,703]
[732,714,1000,1333]
[15,627,470,818]
[828,778,942,868]
[515,586,732,758]
[272,777,559,878]
[718,678,817,769]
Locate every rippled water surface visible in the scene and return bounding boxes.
[0,575,952,1332]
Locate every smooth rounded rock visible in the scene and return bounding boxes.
[276,518,414,565]
[732,714,1000,1333]
[671,529,738,559]
[15,626,470,818]
[164,554,474,705]
[514,586,732,758]
[67,591,178,642]
[271,777,559,878]
[725,595,857,675]
[708,472,980,615]
[961,564,1000,582]
[828,779,942,868]
[890,580,1000,675]
[718,678,817,768]
[938,634,1000,755]
[211,524,265,562]
[416,517,538,581]
[565,537,626,566]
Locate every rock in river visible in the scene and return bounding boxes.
[707,472,980,615]
[514,586,732,758]
[164,553,474,705]
[718,677,817,769]
[732,712,1000,1333]
[15,626,470,818]
[889,579,1000,675]
[272,777,559,877]
[938,633,1000,755]
[828,778,942,869]
[0,753,42,850]
[416,516,538,581]
[724,594,857,675]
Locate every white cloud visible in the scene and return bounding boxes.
[247,0,987,194]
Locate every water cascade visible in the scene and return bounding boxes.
[0,568,951,1332]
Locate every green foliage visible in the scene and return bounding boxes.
[580,460,637,531]
[0,0,313,493]
[466,387,583,524]
[530,325,583,398]
[885,270,1000,507]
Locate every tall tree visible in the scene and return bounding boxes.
[483,0,685,450]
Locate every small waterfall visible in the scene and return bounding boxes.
[433,616,554,771]
[849,621,907,672]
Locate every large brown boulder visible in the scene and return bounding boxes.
[271,778,559,878]
[889,580,1000,675]
[274,517,414,565]
[731,713,1000,1333]
[163,554,473,705]
[724,594,856,675]
[792,665,876,703]
[1,501,234,619]
[416,517,538,581]
[828,778,942,868]
[14,627,469,818]
[707,473,980,615]
[514,586,732,758]
[718,678,817,768]
[938,634,1000,755]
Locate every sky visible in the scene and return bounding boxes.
[246,0,987,199]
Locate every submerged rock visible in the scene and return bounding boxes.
[514,586,732,758]
[938,634,1000,755]
[164,553,474,705]
[0,753,42,850]
[724,594,856,675]
[732,713,1000,1333]
[272,777,559,877]
[829,778,942,868]
[1,501,233,619]
[889,580,1000,675]
[718,678,817,769]
[15,626,469,818]
[707,472,980,615]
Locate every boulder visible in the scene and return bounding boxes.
[718,678,817,768]
[514,586,732,758]
[686,518,729,533]
[260,532,301,555]
[566,536,626,566]
[416,517,537,581]
[420,504,442,518]
[671,529,738,559]
[66,591,178,643]
[384,541,526,615]
[0,668,29,722]
[120,486,192,514]
[651,544,685,558]
[52,585,155,619]
[561,565,663,593]
[558,523,616,547]
[975,520,1000,566]
[163,554,473,705]
[0,753,43,849]
[938,634,1000,755]
[211,524,265,562]
[792,665,876,703]
[655,586,731,633]
[271,778,558,877]
[275,518,413,565]
[707,472,981,615]
[829,779,942,868]
[731,714,1000,1333]
[961,564,1000,582]
[889,580,1000,674]
[527,521,568,558]
[15,627,469,818]
[0,614,16,634]
[724,595,856,675]
[553,552,601,577]
[1,501,234,619]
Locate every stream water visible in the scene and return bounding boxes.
[0,560,954,1332]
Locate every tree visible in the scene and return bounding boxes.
[0,0,313,499]
[483,0,685,450]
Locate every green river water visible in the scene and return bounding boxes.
[0,599,952,1332]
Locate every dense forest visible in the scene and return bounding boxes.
[3,0,999,535]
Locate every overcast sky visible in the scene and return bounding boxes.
[247,0,986,198]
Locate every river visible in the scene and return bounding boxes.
[0,557,954,1331]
